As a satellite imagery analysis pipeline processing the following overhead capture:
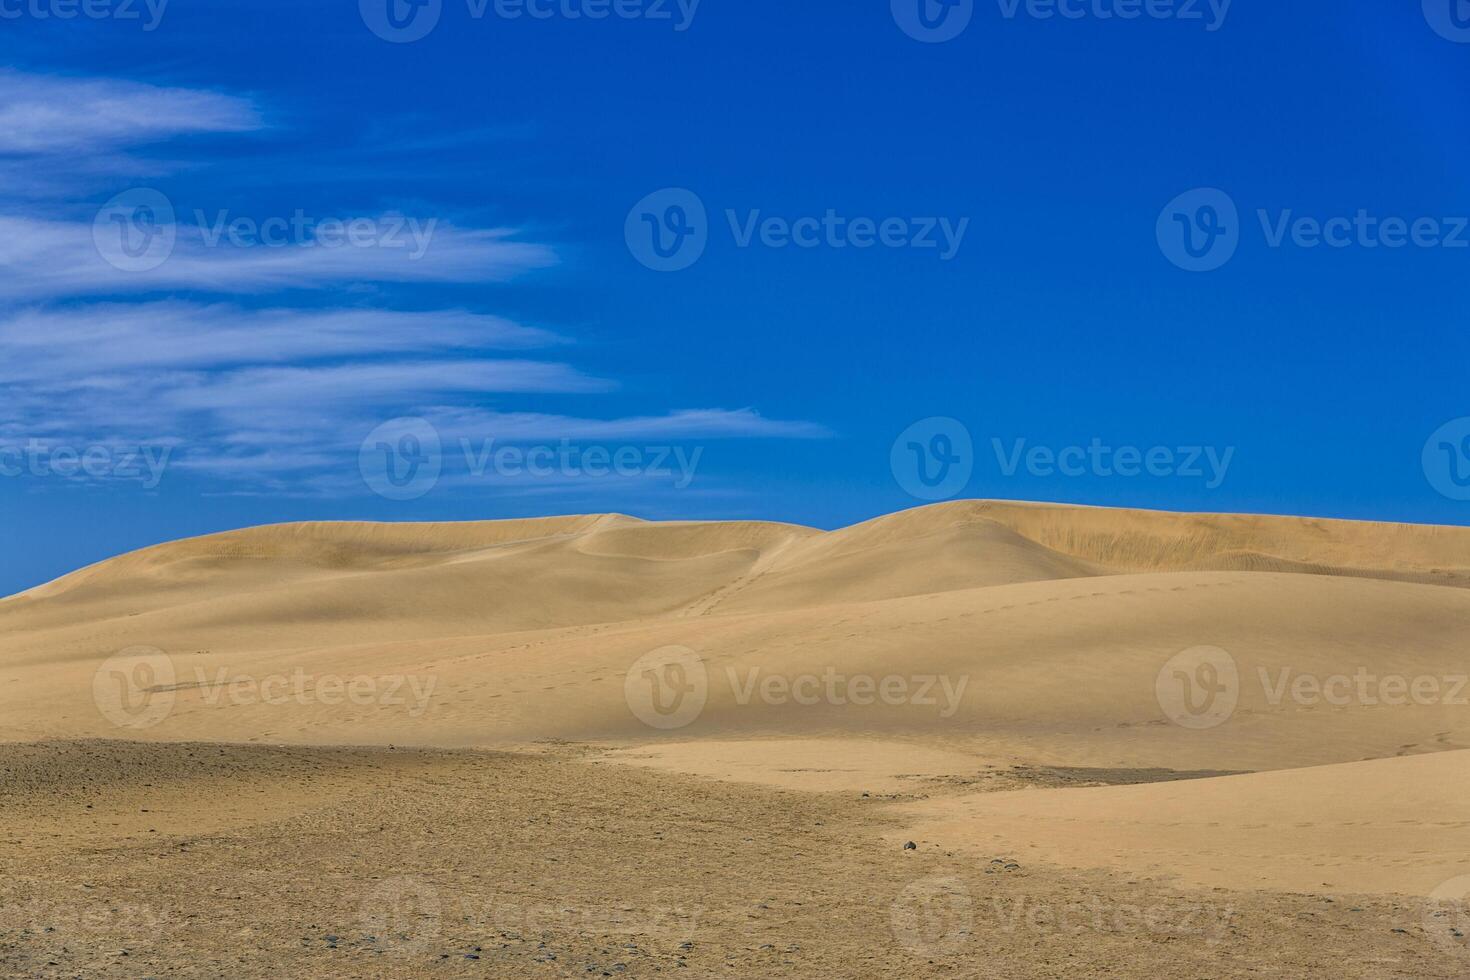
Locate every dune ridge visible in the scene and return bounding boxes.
[11,499,1470,611]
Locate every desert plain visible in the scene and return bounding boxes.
[3,499,1470,977]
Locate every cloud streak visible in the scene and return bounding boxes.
[0,70,261,155]
[424,407,832,442]
[0,300,827,495]
[0,303,562,379]
[0,215,557,300]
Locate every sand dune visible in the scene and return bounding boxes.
[3,499,1469,920]
[898,748,1470,896]
[10,739,1453,979]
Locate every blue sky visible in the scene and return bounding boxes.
[2,0,1469,595]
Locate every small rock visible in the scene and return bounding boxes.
[903,841,917,851]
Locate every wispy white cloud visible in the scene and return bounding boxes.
[0,216,557,299]
[0,297,827,495]
[163,360,610,418]
[424,407,833,441]
[0,71,261,155]
[0,70,830,500]
[0,303,561,380]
